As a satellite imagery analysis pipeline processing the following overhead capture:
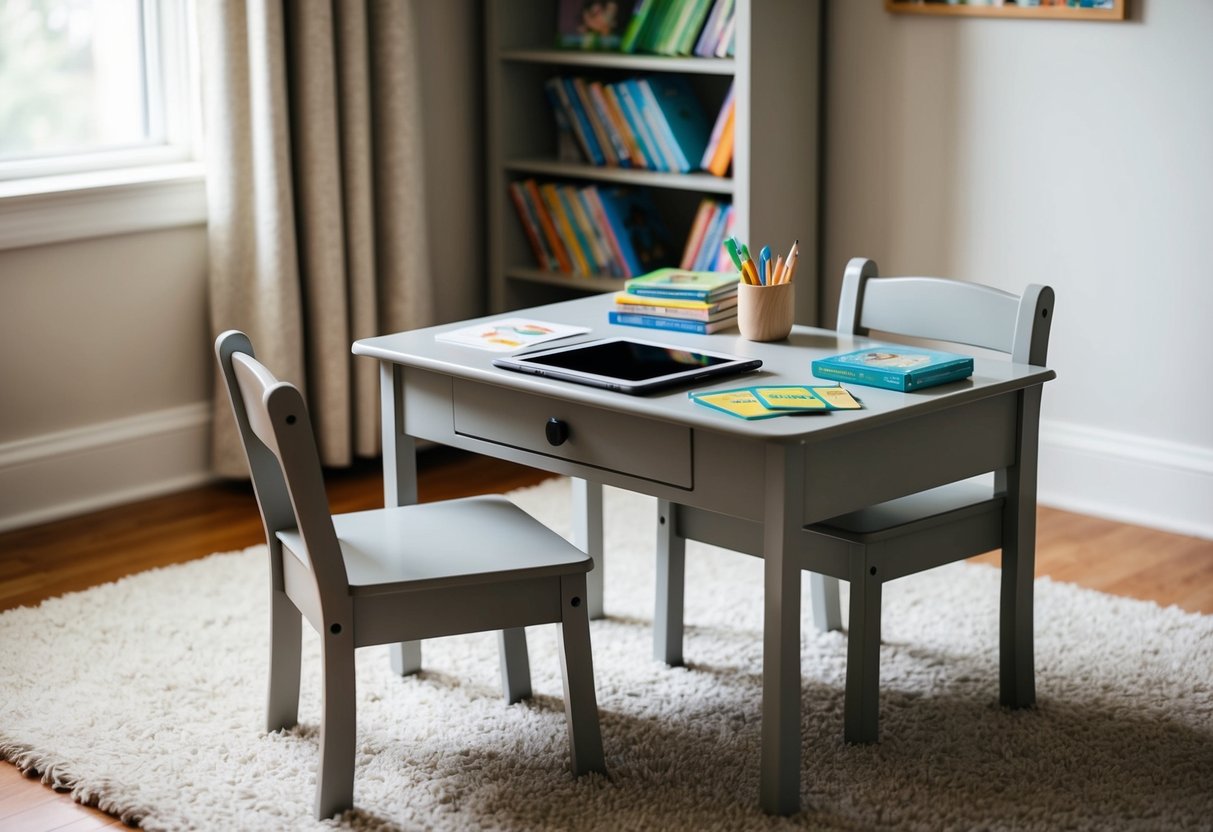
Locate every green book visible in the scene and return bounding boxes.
[624,267,738,301]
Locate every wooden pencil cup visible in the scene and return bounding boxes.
[737,281,794,341]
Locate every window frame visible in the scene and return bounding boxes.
[0,0,206,251]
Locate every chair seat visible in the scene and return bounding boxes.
[277,495,591,595]
[812,478,1001,542]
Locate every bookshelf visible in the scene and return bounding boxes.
[485,0,821,324]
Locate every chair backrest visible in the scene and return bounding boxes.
[835,258,1054,366]
[215,330,349,592]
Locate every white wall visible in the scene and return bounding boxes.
[821,1,1213,539]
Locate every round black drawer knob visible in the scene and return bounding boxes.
[545,417,569,446]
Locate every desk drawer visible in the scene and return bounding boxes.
[452,380,692,488]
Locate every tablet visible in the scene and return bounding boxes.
[492,337,762,395]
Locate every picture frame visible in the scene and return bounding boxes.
[884,0,1126,21]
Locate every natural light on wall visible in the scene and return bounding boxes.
[0,0,205,249]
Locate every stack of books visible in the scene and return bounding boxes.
[608,268,739,334]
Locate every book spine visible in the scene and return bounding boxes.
[540,183,589,274]
[595,188,645,277]
[903,362,975,391]
[587,81,631,168]
[608,311,722,334]
[636,78,690,172]
[626,287,716,301]
[570,185,616,275]
[613,303,727,322]
[602,84,649,169]
[810,362,909,391]
[561,77,606,165]
[620,0,655,53]
[692,201,726,272]
[617,80,667,172]
[584,186,630,278]
[508,181,554,270]
[524,179,571,272]
[558,184,603,274]
[545,77,596,166]
[702,82,734,169]
[572,76,618,166]
[679,198,716,270]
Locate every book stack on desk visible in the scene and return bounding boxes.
[609,268,739,334]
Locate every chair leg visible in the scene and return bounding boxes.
[498,627,533,704]
[844,551,882,744]
[266,589,302,731]
[389,641,422,676]
[654,499,686,665]
[556,574,606,777]
[315,633,357,819]
[809,572,843,633]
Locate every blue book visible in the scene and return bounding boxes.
[639,75,711,173]
[620,79,672,172]
[544,77,603,166]
[811,347,974,392]
[597,187,673,275]
[608,311,737,334]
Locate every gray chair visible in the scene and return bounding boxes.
[216,330,605,819]
[654,257,1054,744]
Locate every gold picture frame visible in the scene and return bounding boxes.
[885,0,1126,21]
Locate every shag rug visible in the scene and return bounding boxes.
[2,479,1211,831]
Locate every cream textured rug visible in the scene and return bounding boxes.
[2,478,1211,831]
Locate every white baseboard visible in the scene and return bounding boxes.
[2,407,1210,542]
[0,403,215,533]
[1039,419,1213,541]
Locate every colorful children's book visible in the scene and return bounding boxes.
[624,268,738,301]
[435,319,590,352]
[608,311,737,334]
[811,346,974,392]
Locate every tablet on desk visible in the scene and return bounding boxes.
[492,337,762,395]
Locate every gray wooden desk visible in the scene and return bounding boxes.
[353,293,1056,815]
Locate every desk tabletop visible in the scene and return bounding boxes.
[354,293,1056,444]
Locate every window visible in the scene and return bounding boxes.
[0,0,204,249]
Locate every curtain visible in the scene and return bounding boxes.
[199,0,435,477]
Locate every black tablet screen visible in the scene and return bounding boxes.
[518,339,731,381]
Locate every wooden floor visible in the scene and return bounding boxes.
[1,447,1210,829]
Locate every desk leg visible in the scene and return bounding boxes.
[760,444,803,816]
[571,478,605,620]
[379,361,423,676]
[654,499,685,665]
[1000,387,1040,709]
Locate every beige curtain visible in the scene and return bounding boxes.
[200,0,434,477]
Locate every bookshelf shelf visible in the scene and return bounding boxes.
[505,159,734,195]
[487,0,821,323]
[500,49,737,76]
